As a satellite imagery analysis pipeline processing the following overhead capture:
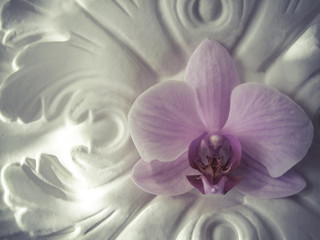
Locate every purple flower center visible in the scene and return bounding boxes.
[196,135,233,184]
[187,132,242,194]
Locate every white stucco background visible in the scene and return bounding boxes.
[0,0,319,239]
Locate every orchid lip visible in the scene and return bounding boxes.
[187,132,242,194]
[198,135,232,181]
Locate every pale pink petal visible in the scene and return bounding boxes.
[128,81,206,162]
[223,83,313,178]
[235,153,306,198]
[132,152,197,196]
[185,40,240,130]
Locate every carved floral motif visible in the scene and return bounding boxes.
[0,0,319,239]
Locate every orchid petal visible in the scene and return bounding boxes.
[128,80,206,162]
[235,153,306,198]
[185,40,240,130]
[223,83,313,177]
[132,152,197,196]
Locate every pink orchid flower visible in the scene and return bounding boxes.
[128,40,314,198]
